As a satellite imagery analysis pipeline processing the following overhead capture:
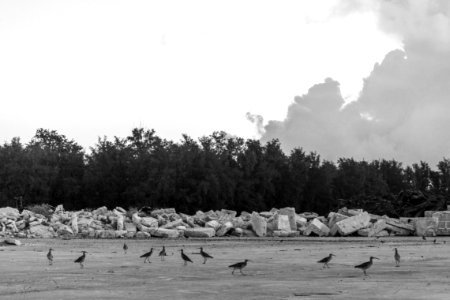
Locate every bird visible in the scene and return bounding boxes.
[229,259,250,275]
[422,235,427,241]
[433,239,437,244]
[47,248,54,265]
[74,251,87,269]
[123,242,128,254]
[159,246,167,261]
[355,256,379,276]
[199,247,213,264]
[317,253,335,269]
[180,249,193,266]
[140,248,153,263]
[394,248,400,267]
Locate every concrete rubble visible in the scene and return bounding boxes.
[1,204,450,240]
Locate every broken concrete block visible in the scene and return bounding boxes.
[414,217,438,236]
[279,207,296,231]
[140,217,158,228]
[29,225,54,238]
[295,214,308,228]
[135,231,151,238]
[274,214,291,231]
[327,212,348,229]
[0,207,20,220]
[132,213,142,225]
[57,225,74,236]
[357,228,371,237]
[251,212,267,237]
[125,231,136,238]
[334,212,370,236]
[242,229,257,237]
[304,218,330,236]
[114,230,127,238]
[375,230,390,237]
[215,221,233,237]
[95,230,116,238]
[260,211,274,218]
[71,214,79,235]
[150,228,180,238]
[205,220,221,231]
[184,227,215,238]
[299,212,319,220]
[93,206,108,215]
[161,218,184,229]
[230,228,243,237]
[385,218,415,231]
[4,238,21,246]
[273,230,300,237]
[368,219,387,237]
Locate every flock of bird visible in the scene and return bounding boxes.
[46,243,250,275]
[45,242,405,276]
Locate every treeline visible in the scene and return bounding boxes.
[0,128,449,216]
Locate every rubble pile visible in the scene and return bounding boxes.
[0,205,446,239]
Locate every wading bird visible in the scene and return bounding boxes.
[317,253,335,269]
[229,259,251,275]
[159,246,167,261]
[123,242,128,254]
[140,248,153,263]
[180,249,193,266]
[199,247,213,264]
[47,248,54,265]
[355,256,379,276]
[74,251,87,269]
[394,248,400,267]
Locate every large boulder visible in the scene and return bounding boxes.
[414,217,438,236]
[184,227,216,238]
[150,228,180,238]
[140,217,158,228]
[215,221,233,237]
[161,219,184,229]
[327,212,348,229]
[30,225,54,238]
[250,212,267,237]
[205,220,221,231]
[0,207,20,220]
[304,218,330,236]
[332,212,371,236]
[279,207,296,231]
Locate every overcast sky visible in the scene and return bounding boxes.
[1,1,448,165]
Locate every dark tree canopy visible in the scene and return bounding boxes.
[0,128,448,216]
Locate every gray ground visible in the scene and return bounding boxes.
[0,237,449,299]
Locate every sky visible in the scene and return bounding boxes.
[1,0,448,165]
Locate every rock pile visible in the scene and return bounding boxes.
[0,205,445,239]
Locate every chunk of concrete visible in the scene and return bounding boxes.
[135,231,151,238]
[368,219,387,237]
[205,220,221,231]
[57,225,74,236]
[0,207,20,220]
[150,228,180,238]
[184,227,216,238]
[279,207,296,231]
[161,218,184,229]
[333,212,370,236]
[273,230,300,237]
[414,217,438,237]
[230,227,243,237]
[141,217,158,228]
[215,221,233,237]
[295,214,308,228]
[251,212,267,237]
[4,238,21,246]
[327,212,348,229]
[29,225,54,238]
[274,214,291,231]
[303,218,330,236]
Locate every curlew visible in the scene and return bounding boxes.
[47,248,54,265]
[159,246,167,261]
[74,251,87,269]
[394,248,400,267]
[317,253,335,269]
[123,242,128,254]
[199,247,214,264]
[229,259,251,275]
[180,249,193,266]
[140,248,153,263]
[355,256,379,276]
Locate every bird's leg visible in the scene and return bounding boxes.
[184,260,187,266]
[363,270,367,276]
[80,263,84,269]
[240,269,245,276]
[232,269,235,275]
[203,258,206,264]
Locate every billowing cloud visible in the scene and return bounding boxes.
[259,0,450,166]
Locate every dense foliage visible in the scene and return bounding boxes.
[0,128,449,216]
